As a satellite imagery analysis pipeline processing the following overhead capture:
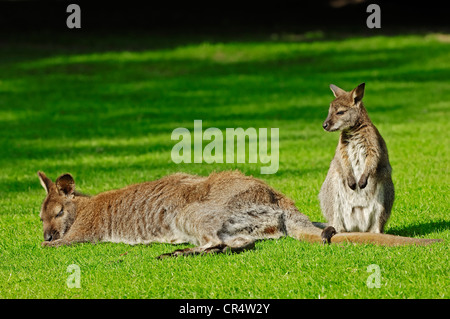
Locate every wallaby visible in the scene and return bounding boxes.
[319,83,394,233]
[37,170,439,258]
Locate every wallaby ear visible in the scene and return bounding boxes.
[330,84,346,98]
[351,82,365,105]
[55,173,75,197]
[37,171,53,194]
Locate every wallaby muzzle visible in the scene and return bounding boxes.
[44,229,58,241]
[322,117,332,131]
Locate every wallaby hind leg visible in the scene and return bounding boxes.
[284,209,333,244]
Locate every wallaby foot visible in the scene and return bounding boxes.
[321,226,337,244]
[156,245,226,259]
[156,240,256,259]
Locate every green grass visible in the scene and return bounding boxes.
[0,30,449,299]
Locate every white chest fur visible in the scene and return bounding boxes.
[347,138,366,181]
[334,140,384,232]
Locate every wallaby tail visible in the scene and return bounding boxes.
[312,222,328,229]
[330,231,442,246]
[282,209,441,246]
[292,225,442,246]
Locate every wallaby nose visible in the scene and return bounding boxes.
[44,232,53,242]
[322,122,329,130]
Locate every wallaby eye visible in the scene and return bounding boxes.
[56,209,64,217]
[336,111,346,115]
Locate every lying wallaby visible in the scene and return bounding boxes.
[38,170,439,258]
[319,83,394,233]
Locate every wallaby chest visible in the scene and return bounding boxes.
[336,135,381,232]
[345,137,367,180]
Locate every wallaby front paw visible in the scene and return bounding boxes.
[347,175,357,190]
[41,239,64,247]
[41,241,52,247]
[358,174,368,189]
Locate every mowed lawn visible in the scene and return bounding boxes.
[0,31,449,298]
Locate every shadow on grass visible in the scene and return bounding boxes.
[1,30,449,197]
[0,37,448,142]
[388,220,450,237]
[1,27,448,64]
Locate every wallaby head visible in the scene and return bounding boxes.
[322,83,366,132]
[37,171,78,242]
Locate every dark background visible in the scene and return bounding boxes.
[0,0,448,33]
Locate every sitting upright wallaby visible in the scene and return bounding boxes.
[319,83,394,233]
[37,170,438,258]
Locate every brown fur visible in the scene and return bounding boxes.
[319,83,394,233]
[37,170,441,257]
